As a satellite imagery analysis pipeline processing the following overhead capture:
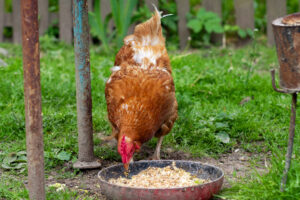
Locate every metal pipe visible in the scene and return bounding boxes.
[281,93,297,191]
[271,69,299,191]
[73,0,101,169]
[270,69,300,94]
[21,0,45,199]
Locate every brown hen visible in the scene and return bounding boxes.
[105,7,177,170]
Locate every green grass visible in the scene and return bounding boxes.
[0,174,94,200]
[219,145,300,200]
[0,36,299,199]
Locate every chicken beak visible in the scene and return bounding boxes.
[124,163,129,171]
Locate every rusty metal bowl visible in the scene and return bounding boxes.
[98,160,224,200]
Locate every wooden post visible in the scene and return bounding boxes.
[145,0,158,12]
[38,0,49,35]
[88,0,93,11]
[175,0,190,50]
[202,0,222,45]
[101,0,114,31]
[0,0,4,42]
[234,0,254,30]
[13,0,22,44]
[202,0,222,18]
[4,13,13,27]
[101,0,111,20]
[267,0,286,46]
[59,0,73,44]
[234,0,254,45]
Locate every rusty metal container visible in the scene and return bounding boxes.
[272,13,300,91]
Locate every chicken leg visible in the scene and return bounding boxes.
[152,124,169,160]
[102,126,118,141]
[152,136,164,160]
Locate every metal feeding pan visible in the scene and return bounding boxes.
[98,160,224,200]
[272,12,300,91]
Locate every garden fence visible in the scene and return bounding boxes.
[0,0,294,47]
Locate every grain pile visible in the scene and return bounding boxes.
[109,162,209,188]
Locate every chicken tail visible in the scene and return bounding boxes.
[152,4,173,19]
[124,5,166,47]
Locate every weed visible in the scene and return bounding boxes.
[187,8,223,46]
[89,0,137,52]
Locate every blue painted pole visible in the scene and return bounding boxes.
[73,0,101,169]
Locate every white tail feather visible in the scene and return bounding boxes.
[162,14,173,18]
[152,3,162,17]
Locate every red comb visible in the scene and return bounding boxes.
[135,143,140,149]
[120,135,127,155]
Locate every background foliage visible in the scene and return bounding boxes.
[2,0,300,50]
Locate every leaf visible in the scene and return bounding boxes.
[216,112,234,121]
[44,151,50,158]
[204,20,223,34]
[2,163,14,169]
[238,29,247,38]
[110,0,137,48]
[187,19,203,33]
[16,155,27,162]
[215,122,229,130]
[216,131,230,144]
[1,151,27,171]
[196,8,206,19]
[202,12,219,21]
[17,151,27,156]
[162,17,177,32]
[205,24,217,33]
[19,168,26,173]
[246,28,254,38]
[88,0,110,52]
[204,23,213,33]
[56,151,71,161]
[212,25,224,33]
[224,24,239,32]
[14,163,26,169]
[3,153,17,164]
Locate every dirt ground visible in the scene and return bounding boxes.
[42,138,270,199]
[1,135,269,199]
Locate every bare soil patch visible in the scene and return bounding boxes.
[42,142,269,199]
[2,136,269,199]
